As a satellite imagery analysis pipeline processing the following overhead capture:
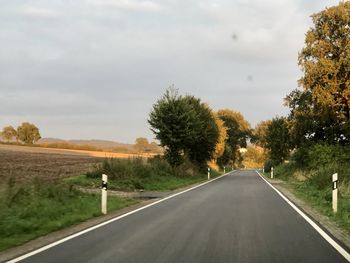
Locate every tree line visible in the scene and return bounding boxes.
[148,88,251,170]
[154,1,350,171]
[0,122,41,145]
[253,2,350,169]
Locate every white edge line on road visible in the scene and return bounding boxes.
[256,170,350,262]
[7,171,235,263]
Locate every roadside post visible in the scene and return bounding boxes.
[263,167,265,173]
[332,173,338,213]
[208,168,210,180]
[102,174,108,215]
[224,166,226,174]
[271,167,274,179]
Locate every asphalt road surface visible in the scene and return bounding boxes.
[16,170,348,263]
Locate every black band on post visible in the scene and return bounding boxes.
[333,181,337,190]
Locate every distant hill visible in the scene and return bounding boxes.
[37,138,134,151]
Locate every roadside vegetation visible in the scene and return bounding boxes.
[0,178,137,251]
[262,144,350,233]
[254,2,350,234]
[68,157,222,192]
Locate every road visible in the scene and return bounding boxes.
[15,170,348,263]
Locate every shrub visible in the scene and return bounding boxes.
[263,159,273,172]
[307,144,350,170]
[86,156,203,181]
[274,162,297,180]
[291,146,310,168]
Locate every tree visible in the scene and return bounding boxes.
[265,117,291,165]
[17,122,41,144]
[148,88,219,167]
[183,97,219,167]
[212,114,228,162]
[298,1,350,144]
[217,109,251,167]
[135,137,150,152]
[252,120,272,147]
[149,142,163,153]
[242,145,266,169]
[1,126,17,142]
[284,89,325,147]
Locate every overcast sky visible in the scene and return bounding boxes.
[0,0,338,143]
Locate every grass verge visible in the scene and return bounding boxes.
[0,180,137,252]
[290,181,350,232]
[261,167,350,234]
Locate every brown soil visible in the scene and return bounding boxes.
[0,144,104,182]
[0,144,158,183]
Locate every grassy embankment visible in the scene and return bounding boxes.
[0,178,136,251]
[68,157,222,192]
[263,144,350,233]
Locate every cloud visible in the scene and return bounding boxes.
[19,7,59,19]
[90,0,163,12]
[0,0,341,142]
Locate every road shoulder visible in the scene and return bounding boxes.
[263,175,350,251]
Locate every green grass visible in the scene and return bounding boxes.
[67,173,217,192]
[0,182,137,251]
[0,157,223,252]
[291,181,350,233]
[68,157,223,192]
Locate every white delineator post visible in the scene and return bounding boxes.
[271,167,274,179]
[224,166,226,174]
[208,168,210,180]
[263,167,265,173]
[332,173,338,213]
[102,174,108,215]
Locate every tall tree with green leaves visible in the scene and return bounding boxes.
[183,97,219,167]
[297,1,350,144]
[149,88,219,168]
[17,122,41,144]
[1,126,17,142]
[265,117,291,165]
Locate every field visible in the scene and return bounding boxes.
[0,144,219,251]
[0,145,140,251]
[0,144,152,182]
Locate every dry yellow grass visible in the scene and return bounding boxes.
[0,144,154,158]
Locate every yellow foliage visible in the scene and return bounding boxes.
[217,109,251,132]
[212,114,228,161]
[253,120,272,147]
[242,145,267,169]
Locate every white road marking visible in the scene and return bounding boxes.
[256,170,350,262]
[7,171,235,263]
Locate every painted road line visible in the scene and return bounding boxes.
[7,171,235,263]
[256,170,350,262]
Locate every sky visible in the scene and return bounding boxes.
[0,0,338,143]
